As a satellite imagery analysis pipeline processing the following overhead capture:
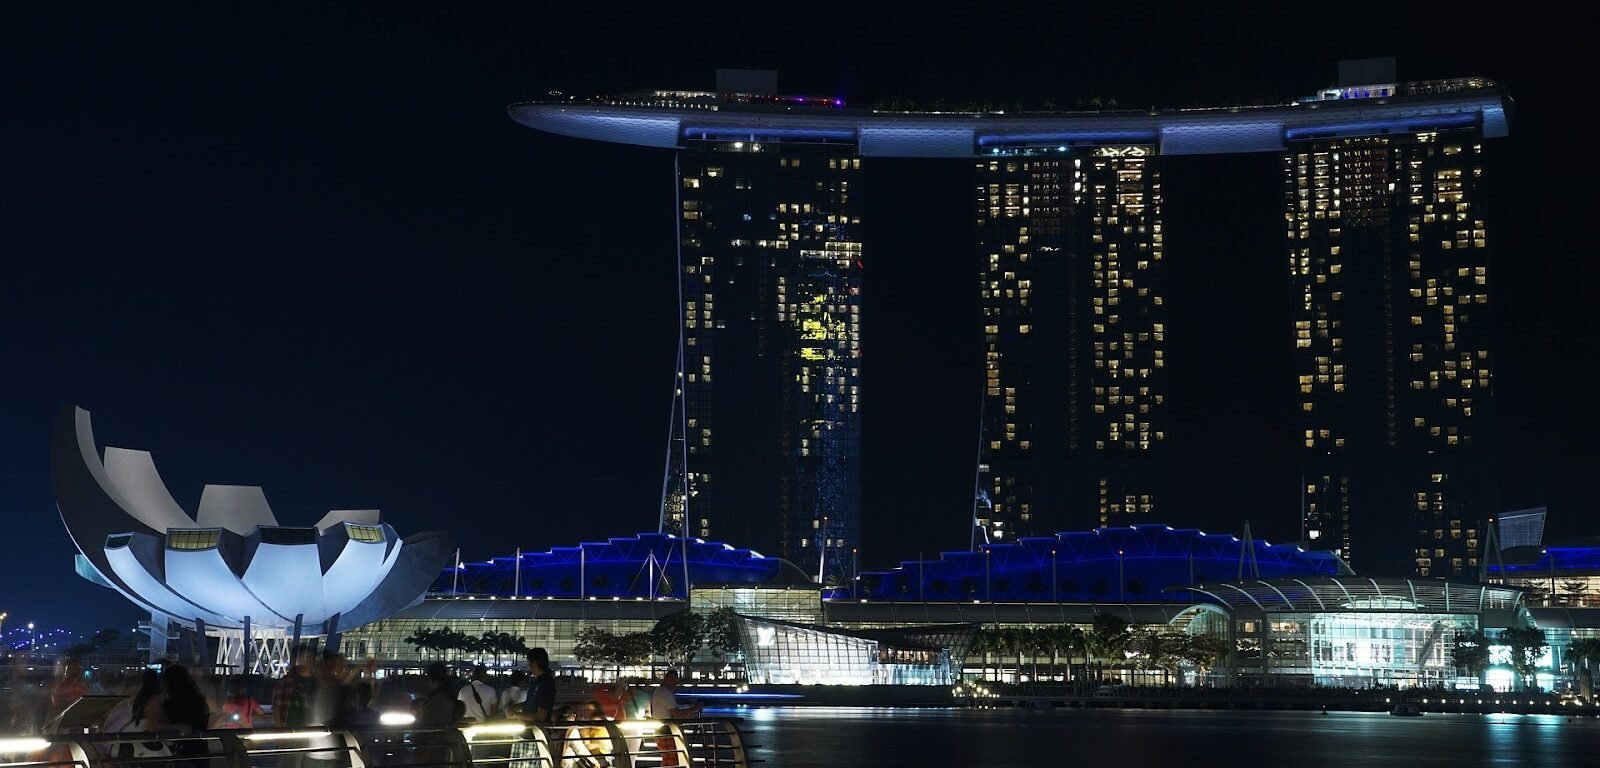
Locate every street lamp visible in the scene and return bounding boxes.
[27,622,34,654]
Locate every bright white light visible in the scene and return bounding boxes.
[622,721,663,737]
[464,723,527,741]
[242,731,333,741]
[0,738,51,754]
[379,712,415,726]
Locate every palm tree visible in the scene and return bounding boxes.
[994,628,1019,683]
[1025,628,1052,683]
[972,626,994,681]
[405,627,443,660]
[1056,626,1085,682]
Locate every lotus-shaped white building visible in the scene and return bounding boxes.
[53,406,453,670]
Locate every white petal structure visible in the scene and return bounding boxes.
[315,509,381,531]
[53,406,453,634]
[102,448,196,532]
[197,485,278,534]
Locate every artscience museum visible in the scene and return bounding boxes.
[53,406,453,672]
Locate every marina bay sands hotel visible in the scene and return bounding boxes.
[509,59,1511,584]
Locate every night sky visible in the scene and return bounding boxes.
[1,4,1586,632]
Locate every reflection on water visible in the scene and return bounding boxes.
[714,706,1600,768]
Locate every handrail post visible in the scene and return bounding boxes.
[665,723,689,767]
[212,732,251,768]
[64,738,102,768]
[334,730,369,768]
[600,721,634,768]
[723,720,748,768]
[446,727,473,768]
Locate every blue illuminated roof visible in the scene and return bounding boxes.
[434,533,815,599]
[510,85,1509,158]
[1486,544,1600,574]
[840,525,1350,603]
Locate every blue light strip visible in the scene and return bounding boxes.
[976,130,1158,147]
[1283,113,1480,140]
[680,125,858,142]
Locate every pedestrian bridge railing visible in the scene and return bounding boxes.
[0,719,752,768]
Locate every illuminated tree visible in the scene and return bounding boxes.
[1499,626,1549,691]
[652,609,705,668]
[702,608,743,661]
[1180,634,1229,686]
[572,627,612,669]
[1567,637,1600,698]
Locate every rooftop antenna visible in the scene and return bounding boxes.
[659,153,691,537]
[1237,520,1260,580]
[971,390,991,550]
[817,516,829,584]
[647,549,657,600]
[1481,516,1503,583]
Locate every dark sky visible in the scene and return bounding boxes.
[1,4,1585,632]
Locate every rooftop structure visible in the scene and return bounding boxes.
[435,532,815,599]
[510,77,1508,158]
[848,525,1350,603]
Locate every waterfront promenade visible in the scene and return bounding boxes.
[963,684,1596,716]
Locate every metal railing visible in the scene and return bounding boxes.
[0,719,751,768]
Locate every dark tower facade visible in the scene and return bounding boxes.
[674,140,863,583]
[974,155,1066,544]
[509,65,1509,581]
[1288,128,1497,577]
[975,146,1168,542]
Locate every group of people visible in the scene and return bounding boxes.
[12,645,706,768]
[411,648,703,768]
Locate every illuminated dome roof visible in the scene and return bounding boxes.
[439,532,815,598]
[53,406,453,634]
[849,525,1350,603]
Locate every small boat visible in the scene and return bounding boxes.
[1390,702,1423,717]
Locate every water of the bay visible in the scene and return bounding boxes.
[716,706,1600,767]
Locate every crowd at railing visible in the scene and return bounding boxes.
[0,719,749,768]
[2,651,751,768]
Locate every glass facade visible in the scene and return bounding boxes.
[738,615,952,686]
[1488,547,1600,607]
[1239,612,1474,687]
[340,601,675,666]
[1288,130,1497,577]
[675,141,863,584]
[690,586,824,624]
